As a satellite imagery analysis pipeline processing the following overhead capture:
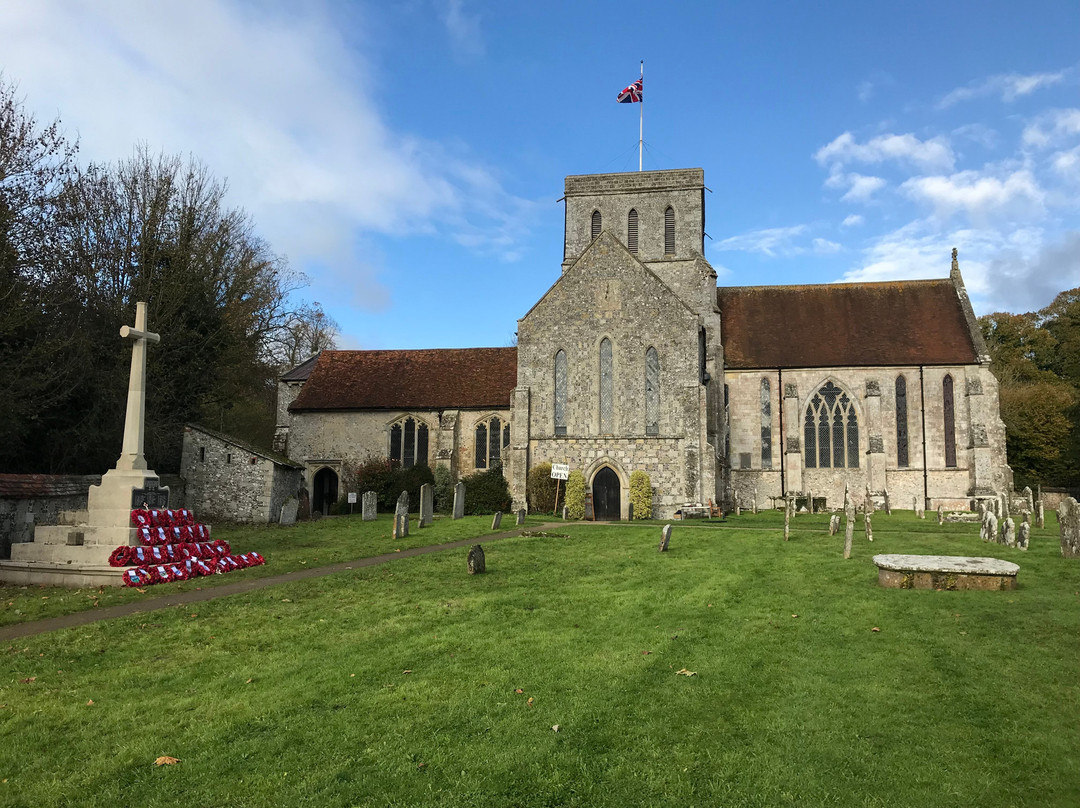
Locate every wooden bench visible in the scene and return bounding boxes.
[872,554,1019,591]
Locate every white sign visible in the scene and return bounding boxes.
[550,463,570,480]
[347,492,357,504]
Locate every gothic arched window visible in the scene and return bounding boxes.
[475,416,509,470]
[627,209,639,253]
[896,375,909,468]
[645,347,659,436]
[943,374,956,468]
[389,417,429,468]
[554,349,567,436]
[591,210,602,240]
[761,378,772,469]
[664,206,675,254]
[803,381,859,468]
[600,338,614,434]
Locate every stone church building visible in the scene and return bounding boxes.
[275,168,1011,518]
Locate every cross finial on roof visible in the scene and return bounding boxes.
[951,247,959,276]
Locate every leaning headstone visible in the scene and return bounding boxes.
[452,482,465,520]
[658,524,671,552]
[883,489,891,516]
[829,514,840,536]
[279,497,299,526]
[1017,520,1030,551]
[362,490,377,521]
[937,504,944,525]
[419,483,434,527]
[1059,497,1080,559]
[1022,486,1034,513]
[1001,517,1015,547]
[983,511,998,543]
[467,544,486,574]
[843,502,855,559]
[1036,500,1045,530]
[491,511,502,530]
[864,512,873,542]
[515,508,526,526]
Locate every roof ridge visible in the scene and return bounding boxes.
[717,277,951,294]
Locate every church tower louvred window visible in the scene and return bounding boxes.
[664,206,675,254]
[803,381,859,469]
[554,349,567,436]
[591,210,602,241]
[645,347,659,436]
[896,375,909,468]
[627,209,639,254]
[943,374,956,468]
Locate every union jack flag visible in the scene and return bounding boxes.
[616,77,643,103]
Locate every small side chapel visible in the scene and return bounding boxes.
[275,168,1011,518]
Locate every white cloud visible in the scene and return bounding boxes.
[1022,108,1080,149]
[841,214,864,228]
[812,238,842,254]
[713,225,808,257]
[0,0,532,313]
[842,174,887,202]
[814,132,955,172]
[938,69,1067,108]
[436,0,484,59]
[900,169,1045,222]
[1052,146,1080,179]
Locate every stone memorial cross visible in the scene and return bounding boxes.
[116,302,160,472]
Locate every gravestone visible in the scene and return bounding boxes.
[452,482,465,520]
[279,497,299,526]
[752,487,758,514]
[516,508,526,526]
[1001,517,1015,547]
[419,483,433,528]
[843,483,850,512]
[1022,486,1034,513]
[734,492,740,516]
[362,490,377,521]
[783,499,790,541]
[628,502,634,521]
[1036,500,1045,529]
[806,490,812,514]
[394,491,410,537]
[561,505,568,520]
[829,514,840,536]
[865,485,874,516]
[467,544,486,574]
[1059,497,1080,559]
[883,489,891,516]
[981,511,998,543]
[864,512,873,542]
[937,505,944,525]
[1017,520,1030,551]
[658,524,671,552]
[843,501,855,559]
[1001,492,1010,520]
[491,511,502,530]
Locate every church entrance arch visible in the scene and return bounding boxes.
[592,466,621,521]
[312,467,339,515]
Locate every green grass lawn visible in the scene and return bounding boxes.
[0,514,553,626]
[2,512,1078,807]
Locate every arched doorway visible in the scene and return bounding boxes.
[592,466,621,521]
[312,467,339,515]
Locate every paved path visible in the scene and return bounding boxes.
[1,523,564,643]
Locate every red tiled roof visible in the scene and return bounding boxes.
[289,348,517,411]
[716,279,979,369]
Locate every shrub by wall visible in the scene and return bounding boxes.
[565,469,585,520]
[629,469,652,519]
[527,462,564,514]
[461,464,511,514]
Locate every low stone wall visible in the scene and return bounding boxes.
[0,475,101,559]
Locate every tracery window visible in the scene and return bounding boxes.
[554,349,568,436]
[943,374,956,468]
[803,381,859,468]
[600,338,614,434]
[591,210,602,240]
[896,375,909,468]
[389,417,429,468]
[761,378,772,469]
[474,416,509,470]
[627,209,639,253]
[645,347,659,436]
[664,206,675,254]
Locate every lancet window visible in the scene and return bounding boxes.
[645,347,659,436]
[474,416,509,470]
[389,417,429,468]
[600,338,614,434]
[761,378,772,469]
[943,374,956,468]
[554,349,568,436]
[896,375,909,468]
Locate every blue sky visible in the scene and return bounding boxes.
[3,1,1079,351]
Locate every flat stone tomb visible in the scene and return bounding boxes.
[873,554,1019,591]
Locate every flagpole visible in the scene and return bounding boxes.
[639,60,644,172]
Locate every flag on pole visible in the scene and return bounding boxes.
[616,77,643,104]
